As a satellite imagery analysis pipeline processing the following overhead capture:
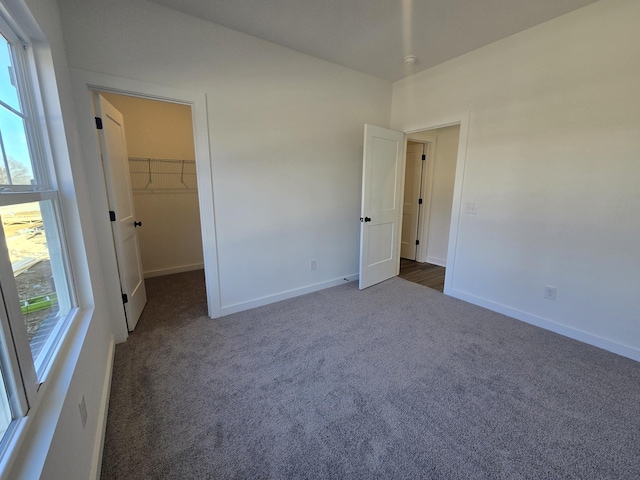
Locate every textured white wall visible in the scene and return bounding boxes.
[100,93,204,277]
[392,0,640,359]
[58,0,392,311]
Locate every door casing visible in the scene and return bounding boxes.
[400,142,424,261]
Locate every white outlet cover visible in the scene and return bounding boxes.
[465,202,478,214]
[544,286,557,300]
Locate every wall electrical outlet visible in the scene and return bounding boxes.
[465,202,478,214]
[544,286,557,301]
[310,259,317,271]
[79,395,88,429]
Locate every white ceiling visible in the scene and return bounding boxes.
[148,0,599,82]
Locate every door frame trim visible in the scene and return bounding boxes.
[70,68,221,342]
[402,111,471,296]
[404,136,437,263]
[400,141,424,261]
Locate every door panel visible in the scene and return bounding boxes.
[367,222,394,265]
[359,124,405,289]
[370,136,400,211]
[94,93,147,331]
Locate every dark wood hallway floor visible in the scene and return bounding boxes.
[399,259,445,292]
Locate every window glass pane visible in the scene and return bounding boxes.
[0,200,72,368]
[0,33,33,186]
[0,107,33,185]
[0,35,21,113]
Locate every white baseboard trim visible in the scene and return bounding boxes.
[91,336,115,480]
[426,256,447,267]
[143,263,204,279]
[221,274,359,316]
[448,288,640,362]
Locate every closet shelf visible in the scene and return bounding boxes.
[129,157,197,191]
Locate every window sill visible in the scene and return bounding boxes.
[0,305,97,480]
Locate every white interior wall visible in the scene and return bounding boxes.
[58,0,392,313]
[100,93,204,278]
[392,0,640,359]
[131,194,204,277]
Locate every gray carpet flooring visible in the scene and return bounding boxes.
[101,271,640,479]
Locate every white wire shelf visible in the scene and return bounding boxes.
[129,157,197,191]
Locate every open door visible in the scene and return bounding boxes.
[359,124,405,289]
[94,93,147,331]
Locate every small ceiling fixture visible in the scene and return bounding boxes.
[403,55,417,65]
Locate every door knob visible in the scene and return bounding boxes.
[134,221,142,228]
[364,217,371,222]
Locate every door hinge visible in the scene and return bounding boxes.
[109,210,116,222]
[415,240,420,246]
[122,293,128,304]
[421,154,426,160]
[95,117,103,129]
[418,198,423,205]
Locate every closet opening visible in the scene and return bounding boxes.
[98,92,206,331]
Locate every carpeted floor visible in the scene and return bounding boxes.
[101,270,640,479]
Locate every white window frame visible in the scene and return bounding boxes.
[0,4,78,459]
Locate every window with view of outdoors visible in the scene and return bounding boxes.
[0,34,73,366]
[0,200,71,362]
[0,23,76,449]
[0,37,33,185]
